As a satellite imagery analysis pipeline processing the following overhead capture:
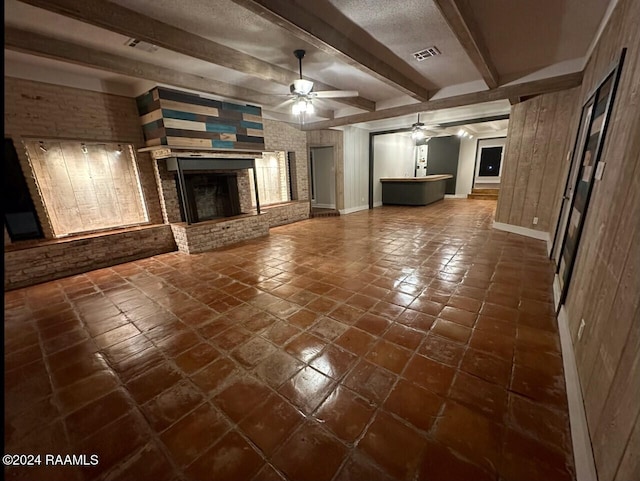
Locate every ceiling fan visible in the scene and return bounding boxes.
[282,49,359,117]
[410,113,441,142]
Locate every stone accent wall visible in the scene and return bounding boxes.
[263,201,310,227]
[4,77,164,232]
[263,119,310,204]
[4,226,176,290]
[170,215,269,254]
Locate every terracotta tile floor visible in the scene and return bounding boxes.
[4,200,575,481]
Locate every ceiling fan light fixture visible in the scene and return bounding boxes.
[291,78,314,95]
[411,125,425,141]
[292,97,313,115]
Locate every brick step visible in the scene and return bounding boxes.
[467,193,499,200]
[471,188,500,195]
[311,209,340,218]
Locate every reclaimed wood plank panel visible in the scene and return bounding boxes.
[559,0,640,479]
[614,405,640,481]
[538,88,580,232]
[137,86,265,150]
[520,92,556,228]
[507,96,541,225]
[592,303,640,481]
[494,103,523,221]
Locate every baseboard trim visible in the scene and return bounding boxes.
[556,305,598,481]
[339,205,369,215]
[553,274,562,311]
[492,221,550,242]
[312,203,336,209]
[373,201,383,208]
[445,194,468,199]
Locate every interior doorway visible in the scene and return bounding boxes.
[309,146,336,214]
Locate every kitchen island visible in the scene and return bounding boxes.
[380,174,453,206]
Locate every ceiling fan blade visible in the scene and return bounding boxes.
[273,98,295,109]
[313,90,359,98]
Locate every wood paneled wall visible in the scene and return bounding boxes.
[495,87,580,233]
[562,0,640,479]
[307,130,345,211]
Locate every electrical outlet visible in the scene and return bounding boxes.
[533,217,539,225]
[578,319,586,340]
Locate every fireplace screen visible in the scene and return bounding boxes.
[177,173,242,222]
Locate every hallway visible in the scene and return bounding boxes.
[4,199,574,481]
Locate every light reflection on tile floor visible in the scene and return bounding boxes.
[4,200,575,480]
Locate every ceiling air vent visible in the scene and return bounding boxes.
[124,38,159,53]
[412,46,441,61]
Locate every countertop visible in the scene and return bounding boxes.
[379,174,453,183]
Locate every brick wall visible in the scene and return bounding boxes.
[4,225,176,290]
[263,201,310,227]
[4,77,164,232]
[263,119,310,205]
[4,77,171,289]
[3,80,311,289]
[153,159,184,223]
[170,215,269,254]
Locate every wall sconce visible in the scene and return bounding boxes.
[81,143,88,154]
[39,141,47,153]
[117,144,123,154]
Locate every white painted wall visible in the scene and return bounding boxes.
[455,132,508,196]
[311,146,335,208]
[456,137,477,196]
[342,126,370,214]
[373,133,415,206]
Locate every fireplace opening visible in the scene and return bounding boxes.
[176,172,243,222]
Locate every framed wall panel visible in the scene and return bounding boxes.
[556,49,626,306]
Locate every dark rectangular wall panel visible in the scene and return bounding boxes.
[426,136,460,194]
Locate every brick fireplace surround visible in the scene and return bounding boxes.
[150,149,309,255]
[4,78,310,290]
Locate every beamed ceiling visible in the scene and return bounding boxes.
[4,0,613,131]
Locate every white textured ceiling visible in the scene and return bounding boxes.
[323,0,481,88]
[4,0,613,126]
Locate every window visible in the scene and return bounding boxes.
[26,140,148,236]
[478,146,503,177]
[474,138,506,185]
[249,151,291,206]
[4,139,44,241]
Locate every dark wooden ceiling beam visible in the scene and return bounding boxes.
[433,0,500,89]
[302,72,583,130]
[4,27,336,120]
[17,0,375,112]
[231,0,433,101]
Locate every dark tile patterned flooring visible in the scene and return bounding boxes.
[4,200,575,481]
